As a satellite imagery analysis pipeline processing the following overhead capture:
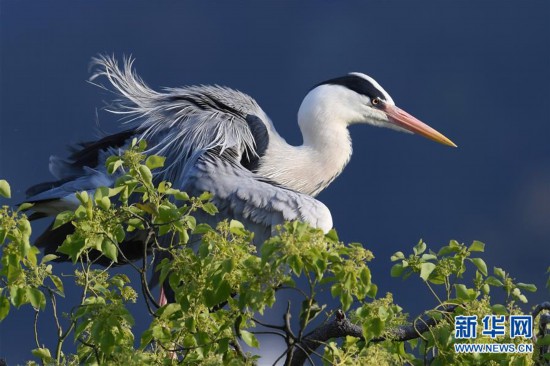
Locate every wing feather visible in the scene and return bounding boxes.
[180,150,333,242]
[89,55,273,185]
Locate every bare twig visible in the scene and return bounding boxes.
[33,308,40,349]
[252,317,286,331]
[140,227,161,313]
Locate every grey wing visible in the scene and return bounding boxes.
[27,55,270,214]
[181,150,333,243]
[89,55,277,186]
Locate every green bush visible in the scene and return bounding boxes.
[0,142,548,365]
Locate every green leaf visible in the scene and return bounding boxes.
[136,203,156,215]
[101,239,118,263]
[94,186,109,200]
[390,263,404,277]
[193,223,213,235]
[261,241,278,261]
[140,329,154,349]
[26,288,46,310]
[17,202,35,212]
[390,251,405,261]
[516,283,537,292]
[325,229,339,242]
[97,196,111,210]
[240,330,259,348]
[57,236,86,263]
[420,262,436,281]
[11,287,26,307]
[138,165,153,185]
[0,296,10,321]
[204,279,231,308]
[40,254,59,264]
[468,240,485,252]
[185,317,197,333]
[53,211,75,230]
[288,255,303,275]
[0,228,6,244]
[455,284,469,300]
[490,304,507,315]
[157,303,181,319]
[18,219,32,237]
[76,190,89,205]
[494,267,506,279]
[100,330,115,353]
[363,317,384,339]
[300,300,324,329]
[145,155,166,170]
[199,191,213,201]
[31,347,52,361]
[341,291,353,311]
[366,283,378,298]
[49,275,65,297]
[114,225,125,243]
[173,190,190,201]
[421,253,437,261]
[512,287,528,303]
[413,240,426,255]
[378,306,389,321]
[202,202,218,215]
[229,219,244,230]
[360,267,371,286]
[454,284,476,301]
[0,180,11,198]
[107,159,124,174]
[470,258,488,276]
[486,276,504,287]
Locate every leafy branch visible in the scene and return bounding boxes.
[0,144,548,365]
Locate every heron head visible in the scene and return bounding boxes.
[299,72,456,147]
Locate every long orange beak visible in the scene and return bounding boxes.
[382,102,457,147]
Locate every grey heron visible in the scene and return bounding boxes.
[26,55,455,266]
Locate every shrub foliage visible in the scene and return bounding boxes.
[0,142,548,365]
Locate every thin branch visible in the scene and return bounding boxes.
[33,308,40,349]
[49,290,66,363]
[284,301,295,339]
[284,301,296,366]
[278,285,309,299]
[140,227,160,312]
[251,330,287,339]
[273,347,290,366]
[293,342,322,366]
[287,305,457,366]
[252,317,286,331]
[229,340,247,362]
[77,337,100,364]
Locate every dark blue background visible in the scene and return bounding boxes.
[1,1,549,363]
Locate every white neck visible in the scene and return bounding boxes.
[257,87,354,196]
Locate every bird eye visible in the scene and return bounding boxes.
[372,97,380,106]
